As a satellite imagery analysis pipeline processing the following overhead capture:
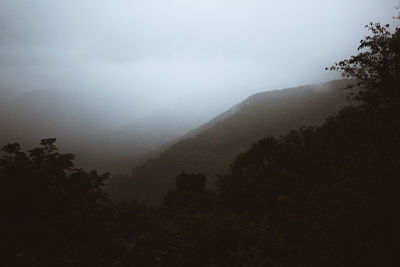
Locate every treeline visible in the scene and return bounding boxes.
[123,79,350,204]
[1,19,399,266]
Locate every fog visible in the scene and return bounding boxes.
[1,0,397,116]
[0,0,398,172]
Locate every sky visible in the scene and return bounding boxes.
[0,0,398,124]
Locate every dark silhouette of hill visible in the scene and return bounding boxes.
[115,91,234,156]
[110,79,353,202]
[2,16,399,266]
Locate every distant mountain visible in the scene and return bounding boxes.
[0,89,208,174]
[115,92,229,154]
[110,79,354,203]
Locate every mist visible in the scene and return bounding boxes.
[2,1,400,264]
[1,0,397,109]
[0,0,398,172]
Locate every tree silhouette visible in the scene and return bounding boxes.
[0,139,118,266]
[2,11,400,267]
[329,19,400,110]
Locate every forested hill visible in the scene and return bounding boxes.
[110,79,354,202]
[2,15,398,266]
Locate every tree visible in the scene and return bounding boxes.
[0,139,118,266]
[214,13,400,266]
[328,17,400,110]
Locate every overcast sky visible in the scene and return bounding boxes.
[0,0,398,121]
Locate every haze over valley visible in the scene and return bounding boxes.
[0,0,396,174]
[1,1,399,265]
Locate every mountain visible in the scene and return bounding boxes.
[115,91,235,154]
[110,79,354,203]
[0,89,208,174]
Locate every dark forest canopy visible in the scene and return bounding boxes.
[113,79,352,203]
[1,14,400,267]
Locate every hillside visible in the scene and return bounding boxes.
[111,79,354,202]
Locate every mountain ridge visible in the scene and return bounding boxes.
[109,79,354,203]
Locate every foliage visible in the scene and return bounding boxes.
[2,12,400,267]
[217,106,400,266]
[175,171,206,192]
[0,139,119,266]
[328,21,400,109]
[122,79,351,203]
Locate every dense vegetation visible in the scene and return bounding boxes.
[110,79,351,203]
[1,17,399,266]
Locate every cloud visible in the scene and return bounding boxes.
[0,0,397,120]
